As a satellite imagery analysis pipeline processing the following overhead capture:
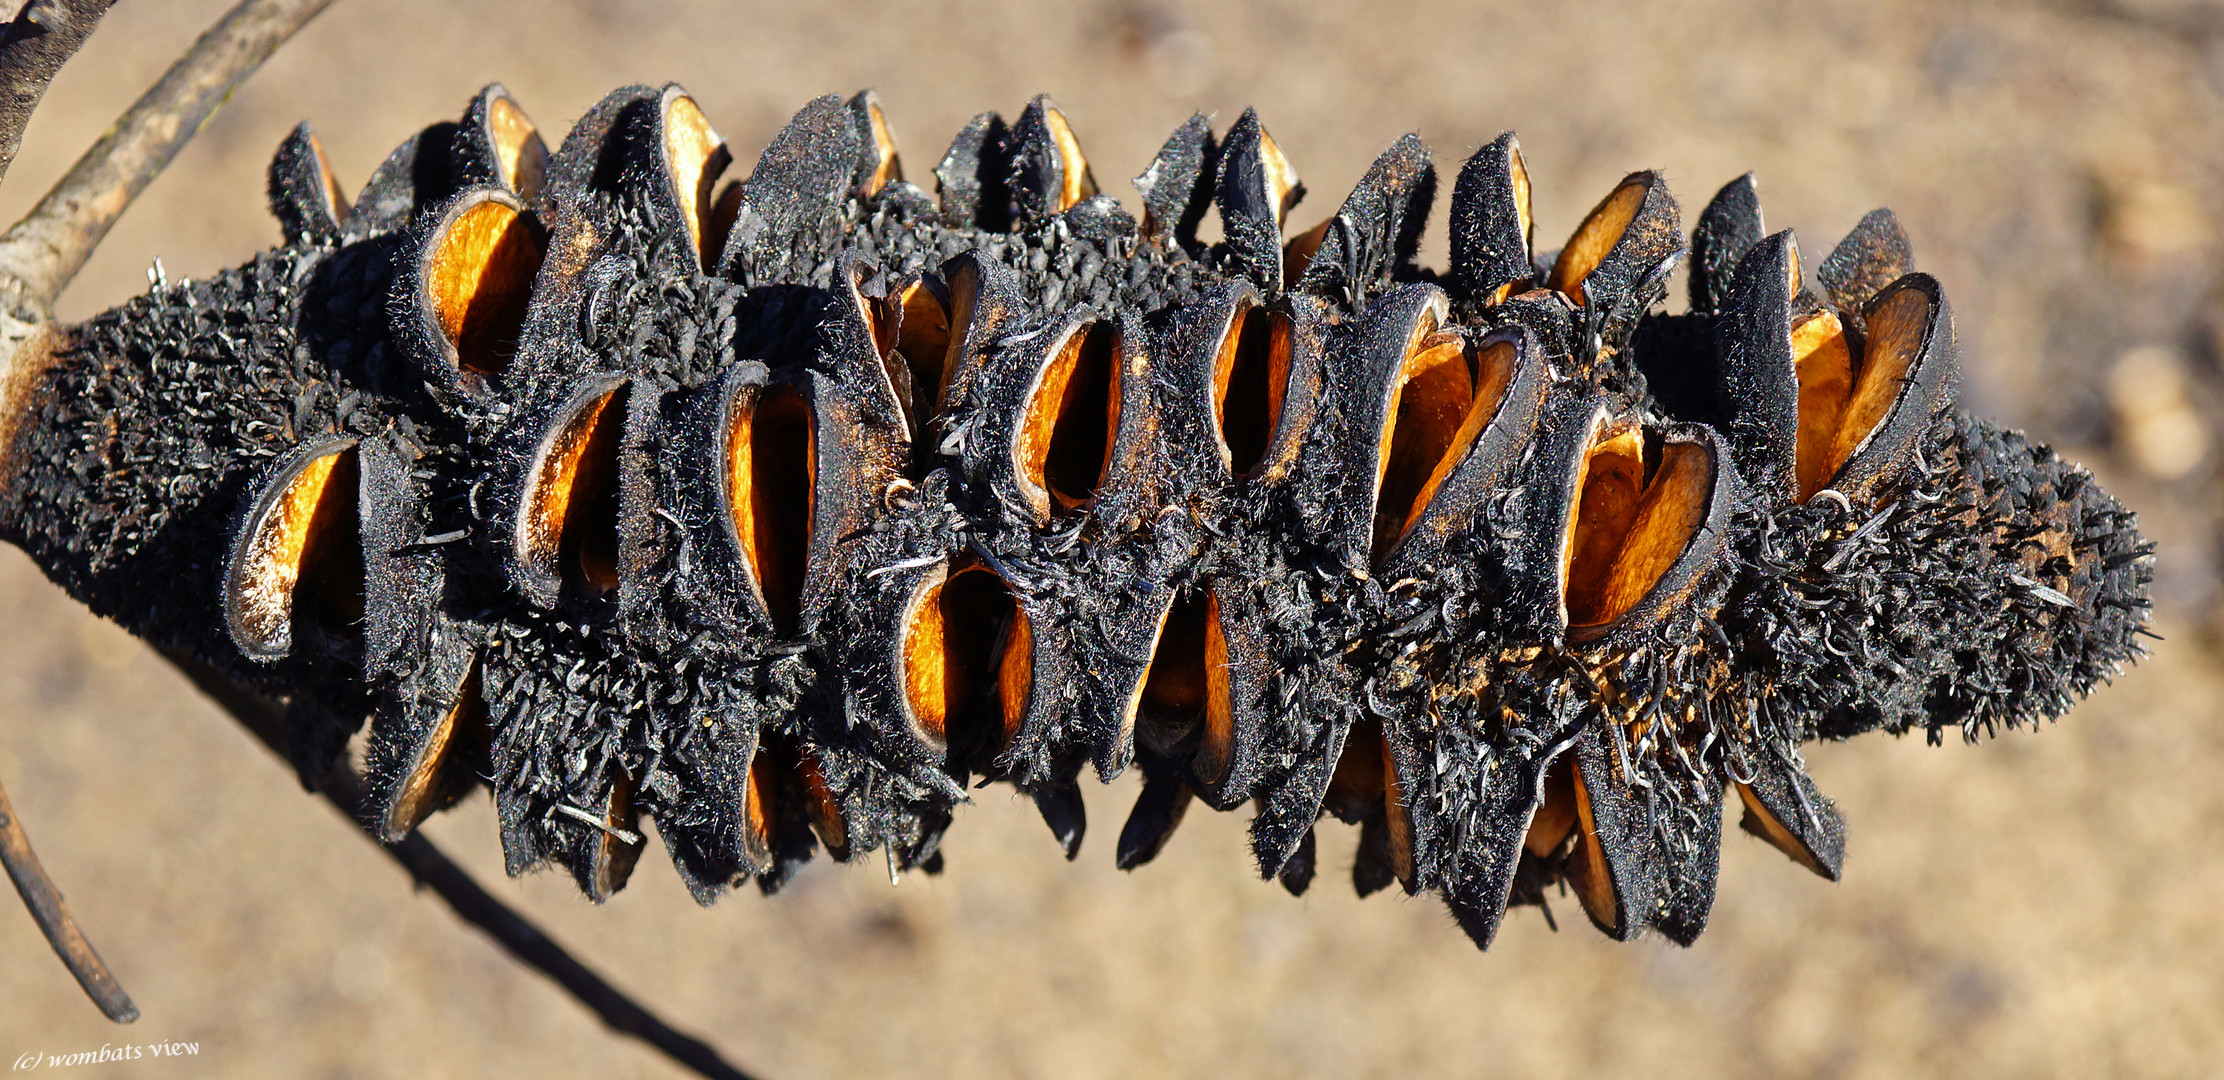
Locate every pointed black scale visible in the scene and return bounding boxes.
[1713,230,1802,505]
[1248,712,1351,878]
[845,89,901,197]
[536,84,659,207]
[1322,283,1450,568]
[1498,388,1612,640]
[453,83,551,203]
[1352,806,1397,898]
[717,94,859,281]
[1567,727,1660,942]
[1215,108,1304,293]
[1689,173,1765,314]
[657,711,765,905]
[669,357,784,637]
[361,623,481,842]
[1035,774,1089,860]
[1437,741,1570,950]
[356,430,440,684]
[1008,95,1098,224]
[1546,170,1686,357]
[1116,770,1194,870]
[1134,112,1218,252]
[933,111,1013,230]
[1295,133,1437,306]
[344,117,462,236]
[267,122,347,247]
[1648,767,1725,946]
[1736,750,1847,881]
[1817,207,1914,316]
[1277,826,1318,896]
[483,84,654,391]
[1448,132,1534,304]
[610,378,676,641]
[935,248,1028,426]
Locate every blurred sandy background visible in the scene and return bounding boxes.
[1,0,2221,1076]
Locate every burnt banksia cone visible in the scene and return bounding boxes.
[0,86,2152,944]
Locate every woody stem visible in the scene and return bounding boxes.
[0,0,341,314]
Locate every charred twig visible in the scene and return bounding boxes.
[160,652,764,1080]
[0,0,340,312]
[0,767,138,1023]
[0,0,119,187]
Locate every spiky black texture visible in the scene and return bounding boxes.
[0,83,2153,946]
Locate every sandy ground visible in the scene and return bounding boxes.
[2,0,2222,1077]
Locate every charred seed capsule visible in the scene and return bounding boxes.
[0,84,2148,955]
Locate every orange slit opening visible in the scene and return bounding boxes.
[1373,331,1516,560]
[428,199,543,375]
[864,101,903,197]
[704,181,744,268]
[728,385,815,621]
[662,94,730,267]
[1825,286,1928,483]
[998,603,1034,748]
[1792,310,1854,499]
[1563,425,1714,627]
[1382,725,1413,887]
[1322,717,1411,884]
[558,385,626,599]
[1566,758,1619,926]
[1508,145,1534,251]
[591,770,641,898]
[798,748,849,860]
[1140,588,1233,782]
[1547,178,1648,306]
[1324,714,1386,822]
[487,94,548,201]
[1524,755,1578,858]
[233,453,345,653]
[1019,322,1121,518]
[385,660,488,841]
[1214,306,1293,476]
[294,448,364,645]
[876,281,952,443]
[936,262,982,419]
[1257,128,1303,227]
[743,744,777,866]
[1041,106,1098,211]
[902,566,1018,752]
[306,131,350,221]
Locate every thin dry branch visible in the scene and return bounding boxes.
[160,652,764,1080]
[0,0,339,312]
[0,768,138,1023]
[0,0,118,187]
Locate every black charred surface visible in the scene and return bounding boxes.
[0,85,2153,946]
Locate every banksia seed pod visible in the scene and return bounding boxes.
[0,82,2151,951]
